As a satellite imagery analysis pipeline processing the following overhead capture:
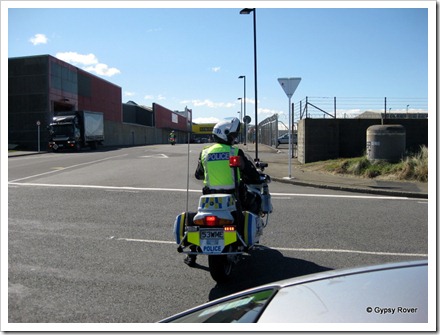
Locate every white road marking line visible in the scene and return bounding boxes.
[117,237,175,244]
[8,154,128,183]
[114,237,427,257]
[271,192,412,200]
[141,154,169,158]
[8,182,418,200]
[271,247,427,257]
[8,182,202,193]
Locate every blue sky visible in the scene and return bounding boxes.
[4,1,433,126]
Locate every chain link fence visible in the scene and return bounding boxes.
[248,96,428,158]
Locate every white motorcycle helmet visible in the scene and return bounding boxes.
[212,118,241,145]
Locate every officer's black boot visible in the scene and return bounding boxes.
[184,245,197,267]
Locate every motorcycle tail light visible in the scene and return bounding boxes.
[193,216,234,226]
[205,216,218,226]
[229,156,241,167]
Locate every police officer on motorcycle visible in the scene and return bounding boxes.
[185,118,262,266]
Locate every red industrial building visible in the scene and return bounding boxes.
[9,54,191,150]
[153,103,189,132]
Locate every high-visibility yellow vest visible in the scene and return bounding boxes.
[201,143,240,190]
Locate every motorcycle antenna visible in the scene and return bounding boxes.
[185,107,192,216]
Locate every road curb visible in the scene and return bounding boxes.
[272,177,428,199]
[8,152,47,158]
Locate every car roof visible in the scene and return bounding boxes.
[261,259,427,289]
[159,260,428,324]
[258,259,427,322]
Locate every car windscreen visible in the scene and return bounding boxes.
[165,288,277,323]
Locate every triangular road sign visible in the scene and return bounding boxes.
[278,77,301,98]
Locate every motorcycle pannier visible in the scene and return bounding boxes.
[173,212,195,245]
[243,211,262,246]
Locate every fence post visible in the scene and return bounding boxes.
[306,96,308,118]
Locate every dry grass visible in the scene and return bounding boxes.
[398,146,428,182]
[307,146,428,182]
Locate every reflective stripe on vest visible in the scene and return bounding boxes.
[202,144,239,190]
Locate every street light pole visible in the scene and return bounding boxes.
[237,97,243,143]
[240,8,258,161]
[238,75,246,145]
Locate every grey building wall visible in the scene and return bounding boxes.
[298,118,428,164]
[9,56,50,150]
[104,120,163,146]
[122,103,154,127]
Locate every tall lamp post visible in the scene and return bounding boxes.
[238,75,246,145]
[240,8,258,161]
[237,97,243,143]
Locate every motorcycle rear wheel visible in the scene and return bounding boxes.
[208,254,233,283]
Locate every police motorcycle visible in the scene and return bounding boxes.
[173,155,273,283]
[169,131,176,145]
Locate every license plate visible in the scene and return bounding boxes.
[200,229,224,254]
[201,230,224,239]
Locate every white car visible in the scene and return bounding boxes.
[277,133,297,145]
[160,260,428,324]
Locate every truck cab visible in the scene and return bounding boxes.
[49,113,82,151]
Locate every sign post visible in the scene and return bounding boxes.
[36,120,41,153]
[278,77,301,178]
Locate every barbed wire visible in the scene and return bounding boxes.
[292,96,428,120]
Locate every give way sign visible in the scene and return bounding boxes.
[278,77,301,98]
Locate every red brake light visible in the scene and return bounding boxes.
[229,156,241,167]
[205,216,218,226]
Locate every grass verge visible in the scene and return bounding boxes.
[310,145,428,182]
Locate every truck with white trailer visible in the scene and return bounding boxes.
[48,110,104,151]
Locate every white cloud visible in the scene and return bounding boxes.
[182,99,235,109]
[56,52,98,65]
[55,51,120,77]
[146,27,162,33]
[143,94,166,101]
[211,67,221,73]
[193,117,221,124]
[84,63,121,77]
[29,33,48,45]
[124,91,136,97]
[244,98,255,105]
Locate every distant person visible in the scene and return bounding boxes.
[169,130,176,145]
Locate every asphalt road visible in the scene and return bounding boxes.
[7,144,428,329]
